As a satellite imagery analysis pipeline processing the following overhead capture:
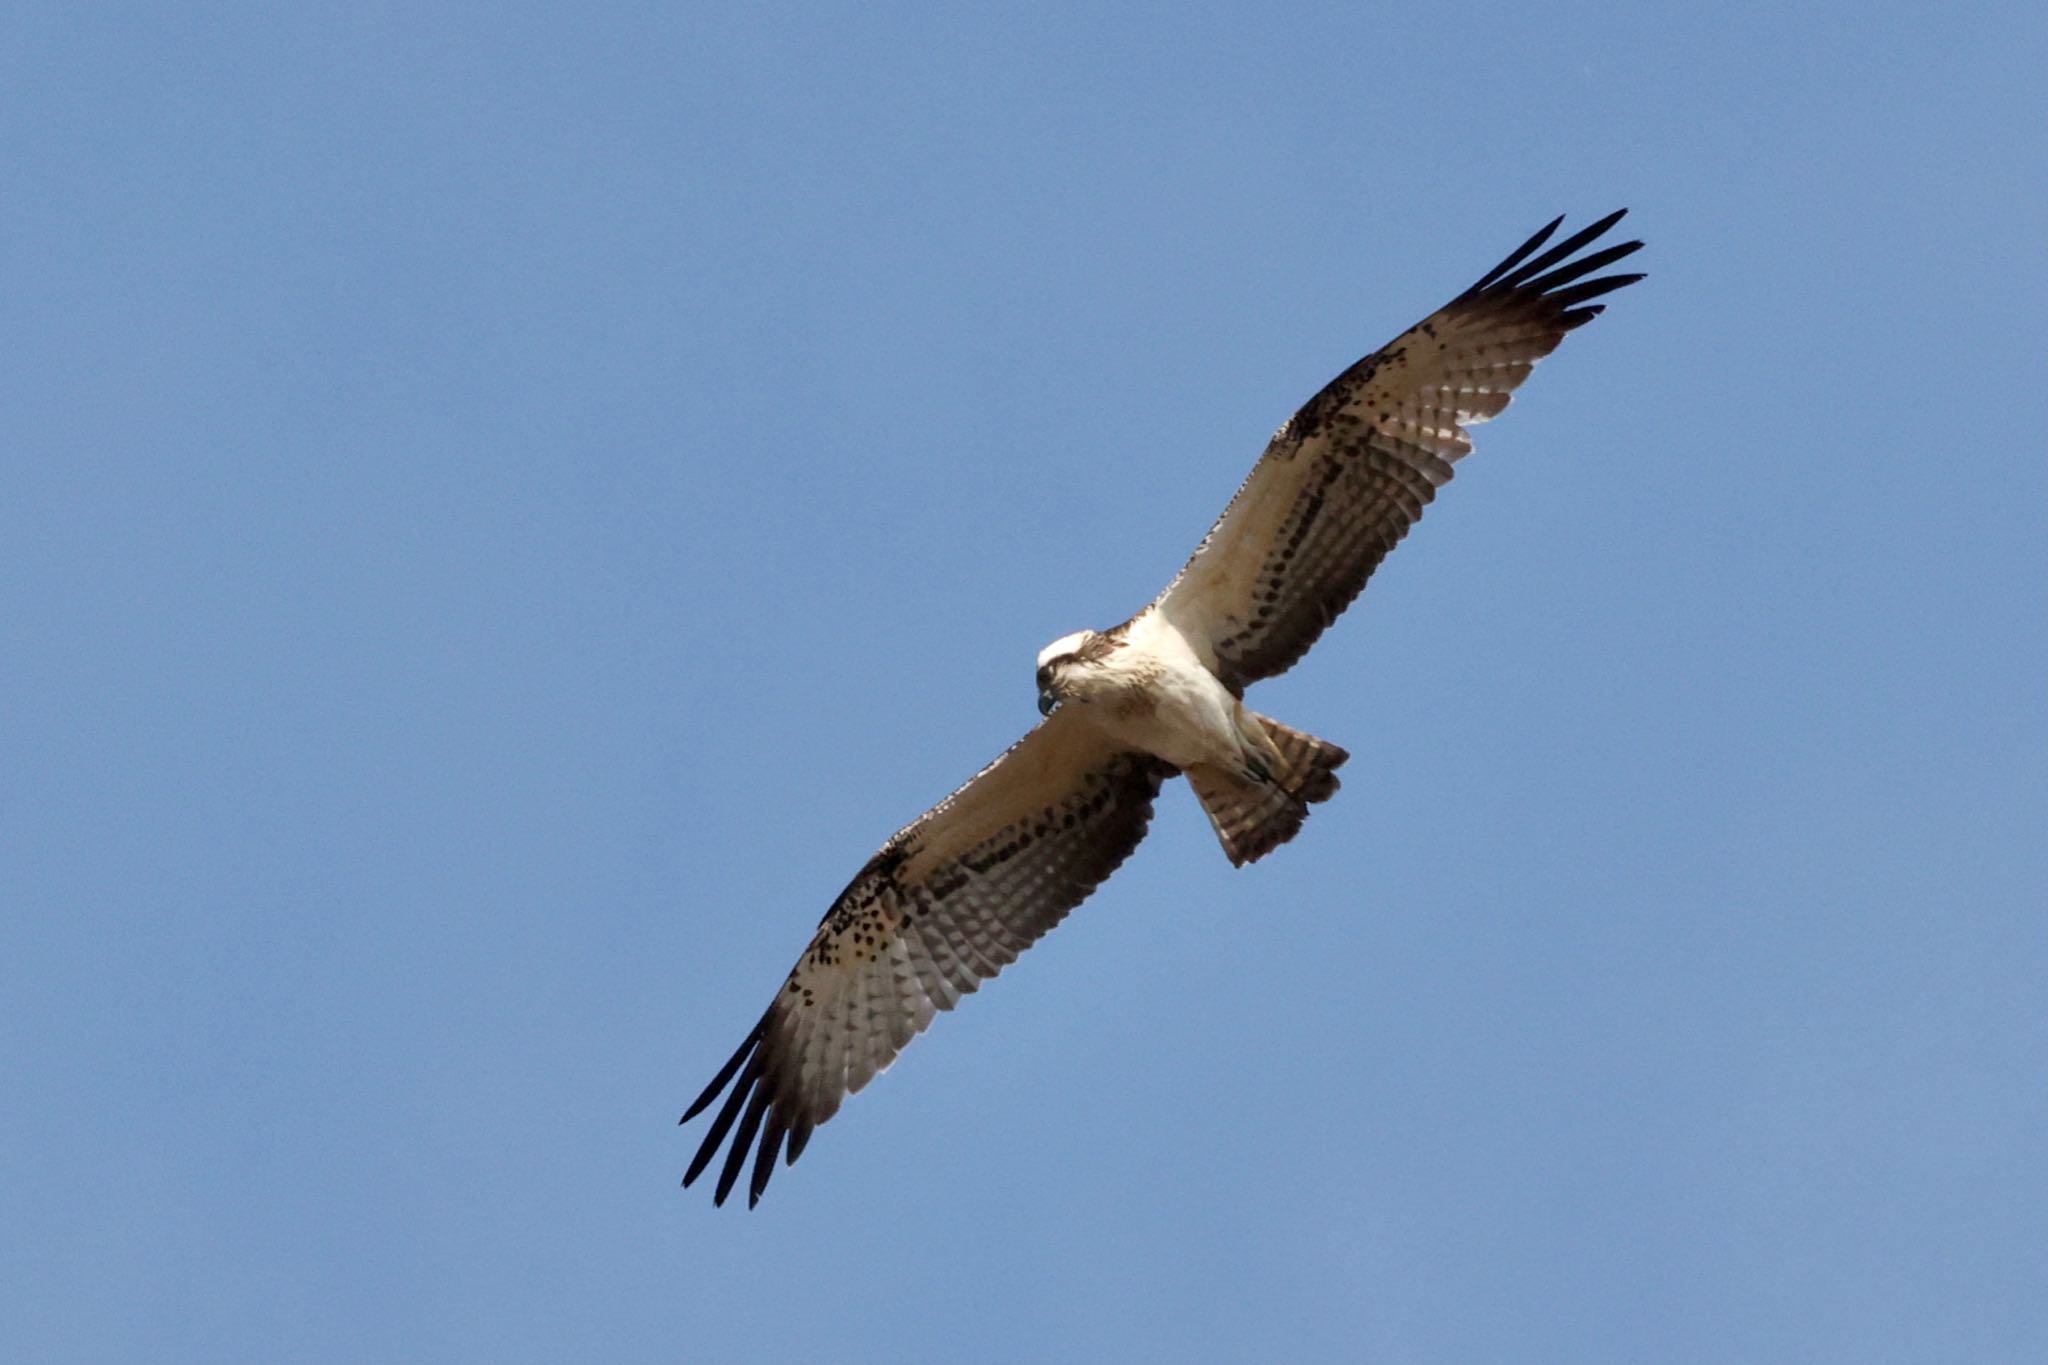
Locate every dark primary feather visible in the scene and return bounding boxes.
[1453,207,1644,326]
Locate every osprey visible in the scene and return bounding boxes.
[683,211,1645,1206]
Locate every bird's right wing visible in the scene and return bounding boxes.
[1153,211,1644,691]
[681,707,1176,1207]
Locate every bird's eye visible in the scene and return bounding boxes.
[1035,665,1052,688]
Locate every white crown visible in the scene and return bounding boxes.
[1035,631,1094,668]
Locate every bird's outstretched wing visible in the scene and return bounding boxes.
[1152,210,1645,692]
[681,708,1175,1206]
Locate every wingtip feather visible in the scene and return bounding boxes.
[1467,213,1566,293]
[715,1086,772,1206]
[681,1021,763,1124]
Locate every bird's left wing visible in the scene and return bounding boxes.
[681,707,1176,1206]
[1152,210,1644,691]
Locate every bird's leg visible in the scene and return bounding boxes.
[1225,695,1282,784]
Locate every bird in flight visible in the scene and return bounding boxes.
[682,210,1645,1206]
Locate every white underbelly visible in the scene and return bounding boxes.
[1086,657,1241,769]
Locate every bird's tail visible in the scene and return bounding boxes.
[1186,715,1349,866]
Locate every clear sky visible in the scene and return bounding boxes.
[4,4,2043,1362]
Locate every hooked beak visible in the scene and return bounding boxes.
[1038,687,1058,717]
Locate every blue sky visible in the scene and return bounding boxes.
[4,3,2043,1361]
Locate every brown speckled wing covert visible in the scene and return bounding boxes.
[681,707,1175,1207]
[1154,210,1644,691]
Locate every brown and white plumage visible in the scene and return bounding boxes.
[1154,209,1644,690]
[683,211,1643,1205]
[683,709,1174,1207]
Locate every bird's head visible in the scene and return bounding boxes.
[1034,630,1098,716]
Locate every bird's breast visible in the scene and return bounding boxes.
[1078,649,1240,770]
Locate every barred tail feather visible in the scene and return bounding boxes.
[1262,716,1347,804]
[1188,717,1349,866]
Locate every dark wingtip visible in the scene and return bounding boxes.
[681,1018,773,1201]
[681,1020,763,1124]
[714,1086,772,1206]
[1460,208,1646,309]
[1466,213,1567,293]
